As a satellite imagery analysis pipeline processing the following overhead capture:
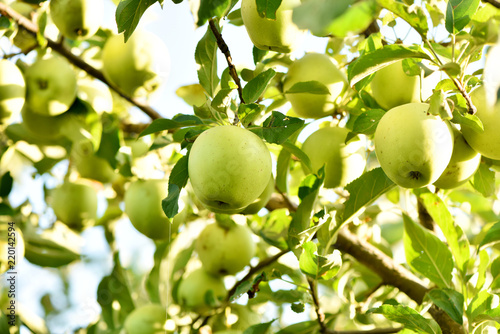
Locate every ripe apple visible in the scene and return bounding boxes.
[51,180,98,231]
[240,0,305,53]
[370,60,421,110]
[101,30,170,98]
[0,59,25,123]
[283,53,347,119]
[301,125,366,188]
[0,223,24,274]
[188,125,272,213]
[461,86,500,160]
[196,222,256,275]
[124,304,167,334]
[124,179,170,240]
[49,0,102,40]
[177,267,227,313]
[24,56,77,116]
[240,175,274,215]
[77,78,113,114]
[434,128,481,189]
[374,103,454,188]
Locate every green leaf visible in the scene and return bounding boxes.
[292,0,352,36]
[197,0,232,26]
[256,0,282,19]
[139,115,204,137]
[445,0,481,33]
[281,140,312,174]
[467,290,497,323]
[376,0,429,35]
[284,81,331,95]
[452,109,484,133]
[351,109,385,135]
[275,128,302,193]
[370,304,442,334]
[426,288,464,325]
[96,114,121,169]
[479,221,500,249]
[163,154,190,218]
[348,44,432,86]
[258,208,291,250]
[242,68,276,103]
[195,26,219,97]
[243,319,276,334]
[115,0,158,42]
[258,111,305,145]
[403,214,454,288]
[471,163,496,198]
[0,171,13,197]
[275,320,319,334]
[211,88,235,114]
[327,0,379,38]
[299,241,342,280]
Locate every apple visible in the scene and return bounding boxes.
[283,53,347,119]
[188,125,272,213]
[77,78,113,114]
[301,125,366,188]
[124,304,167,334]
[51,180,98,230]
[433,127,481,189]
[0,59,25,123]
[49,0,102,40]
[24,56,77,116]
[374,103,454,188]
[240,0,305,53]
[240,175,274,215]
[370,60,421,110]
[21,105,65,141]
[71,140,116,184]
[101,30,170,98]
[461,86,500,160]
[124,179,170,240]
[196,222,256,275]
[177,267,227,312]
[0,223,24,274]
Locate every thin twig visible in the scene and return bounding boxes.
[483,0,500,8]
[307,278,327,333]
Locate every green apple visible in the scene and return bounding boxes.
[177,267,227,313]
[461,86,500,159]
[240,0,304,53]
[0,59,25,123]
[24,56,77,116]
[283,53,347,119]
[77,78,113,114]
[370,60,421,110]
[71,140,116,184]
[51,180,98,230]
[301,125,366,188]
[434,127,481,189]
[188,125,272,214]
[21,105,65,141]
[101,30,170,98]
[240,175,274,215]
[124,179,170,240]
[124,304,167,334]
[0,222,24,274]
[50,0,102,40]
[374,103,454,188]
[196,222,256,275]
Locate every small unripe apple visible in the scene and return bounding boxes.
[188,125,272,214]
[461,86,500,160]
[50,0,102,40]
[301,125,366,188]
[240,0,305,53]
[177,268,227,313]
[0,59,25,123]
[124,179,170,240]
[374,103,454,188]
[124,304,167,334]
[240,175,274,215]
[196,222,256,276]
[283,53,347,119]
[370,60,421,110]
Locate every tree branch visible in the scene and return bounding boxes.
[308,278,327,333]
[482,0,500,9]
[0,2,163,120]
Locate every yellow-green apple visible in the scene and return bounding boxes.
[374,103,454,188]
[301,125,366,188]
[434,127,481,189]
[240,0,305,53]
[124,179,170,240]
[196,222,256,275]
[0,222,24,274]
[77,78,113,114]
[240,175,274,215]
[283,53,347,119]
[49,0,102,40]
[124,304,167,334]
[24,56,77,116]
[461,86,500,159]
[71,140,116,184]
[370,60,421,110]
[0,59,25,123]
[101,30,170,98]
[51,180,98,230]
[188,125,272,213]
[177,267,227,313]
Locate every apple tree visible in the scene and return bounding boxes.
[0,0,499,333]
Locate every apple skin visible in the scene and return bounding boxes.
[434,128,481,189]
[461,86,500,160]
[124,179,170,240]
[177,268,227,313]
[301,125,366,188]
[102,30,170,98]
[196,222,256,276]
[124,304,167,334]
[0,59,25,123]
[24,56,77,116]
[241,0,304,53]
[50,0,102,40]
[283,53,347,119]
[240,175,274,215]
[188,125,272,214]
[374,103,454,189]
[51,180,98,231]
[370,60,421,110]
